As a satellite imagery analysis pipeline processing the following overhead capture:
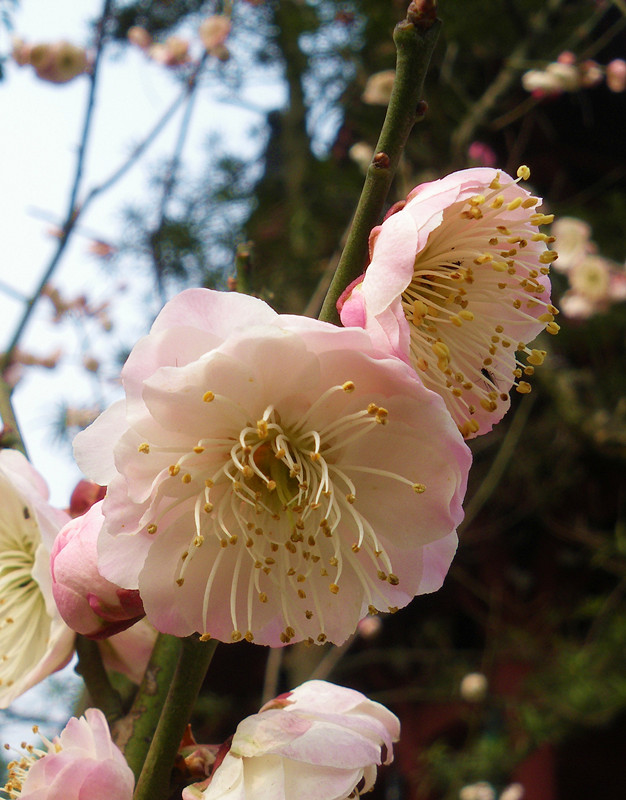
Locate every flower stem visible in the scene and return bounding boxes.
[132,636,218,800]
[318,12,441,324]
[74,635,123,724]
[115,633,183,781]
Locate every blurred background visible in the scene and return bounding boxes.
[1,1,626,798]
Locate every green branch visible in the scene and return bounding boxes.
[74,635,123,724]
[318,11,441,324]
[113,633,182,782]
[132,636,218,800]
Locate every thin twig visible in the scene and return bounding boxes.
[318,12,441,324]
[2,0,113,371]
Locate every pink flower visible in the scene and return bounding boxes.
[3,708,134,800]
[338,167,559,439]
[74,289,470,646]
[183,680,399,800]
[0,450,75,708]
[50,501,145,639]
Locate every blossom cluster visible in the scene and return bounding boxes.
[12,38,90,84]
[0,165,557,799]
[551,217,626,319]
[127,14,231,68]
[522,51,626,97]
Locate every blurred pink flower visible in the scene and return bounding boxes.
[75,289,470,647]
[338,167,558,439]
[29,41,89,84]
[362,70,395,105]
[468,142,497,168]
[199,15,231,52]
[0,450,75,708]
[183,680,399,800]
[550,217,593,272]
[127,26,152,50]
[50,500,145,639]
[606,58,626,92]
[4,708,134,800]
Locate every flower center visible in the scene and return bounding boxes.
[400,166,559,437]
[138,381,425,644]
[0,515,50,694]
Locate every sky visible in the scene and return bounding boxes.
[0,0,284,745]
[1,0,284,507]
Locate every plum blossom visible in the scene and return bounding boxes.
[0,450,74,708]
[74,289,470,646]
[182,680,399,800]
[550,217,593,272]
[50,501,145,639]
[338,167,559,439]
[1,708,134,800]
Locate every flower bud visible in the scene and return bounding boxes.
[51,500,145,638]
[606,58,626,92]
[459,671,488,702]
[199,15,231,52]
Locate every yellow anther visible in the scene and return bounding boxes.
[516,165,531,180]
[451,315,463,327]
[388,573,400,586]
[413,483,426,494]
[329,583,339,594]
[507,197,523,211]
[490,195,504,209]
[231,631,242,642]
[489,175,502,189]
[169,464,180,476]
[516,381,532,394]
[474,253,492,265]
[147,524,157,535]
[202,391,215,403]
[204,502,213,513]
[539,250,559,264]
[492,261,508,272]
[244,631,254,642]
[259,592,268,603]
[176,578,184,587]
[531,213,555,225]
[342,381,355,393]
[193,445,205,454]
[412,299,429,321]
[257,420,268,439]
[138,442,150,454]
[469,194,485,205]
[181,473,192,484]
[432,341,450,360]
[459,309,474,321]
[199,633,212,642]
[546,321,560,335]
[522,197,539,208]
[480,398,498,412]
[527,349,546,366]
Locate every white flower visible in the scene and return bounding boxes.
[0,450,74,707]
[183,680,399,800]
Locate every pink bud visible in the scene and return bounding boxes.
[51,501,145,638]
[606,58,626,92]
[199,15,231,52]
[127,26,152,50]
[68,479,106,518]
